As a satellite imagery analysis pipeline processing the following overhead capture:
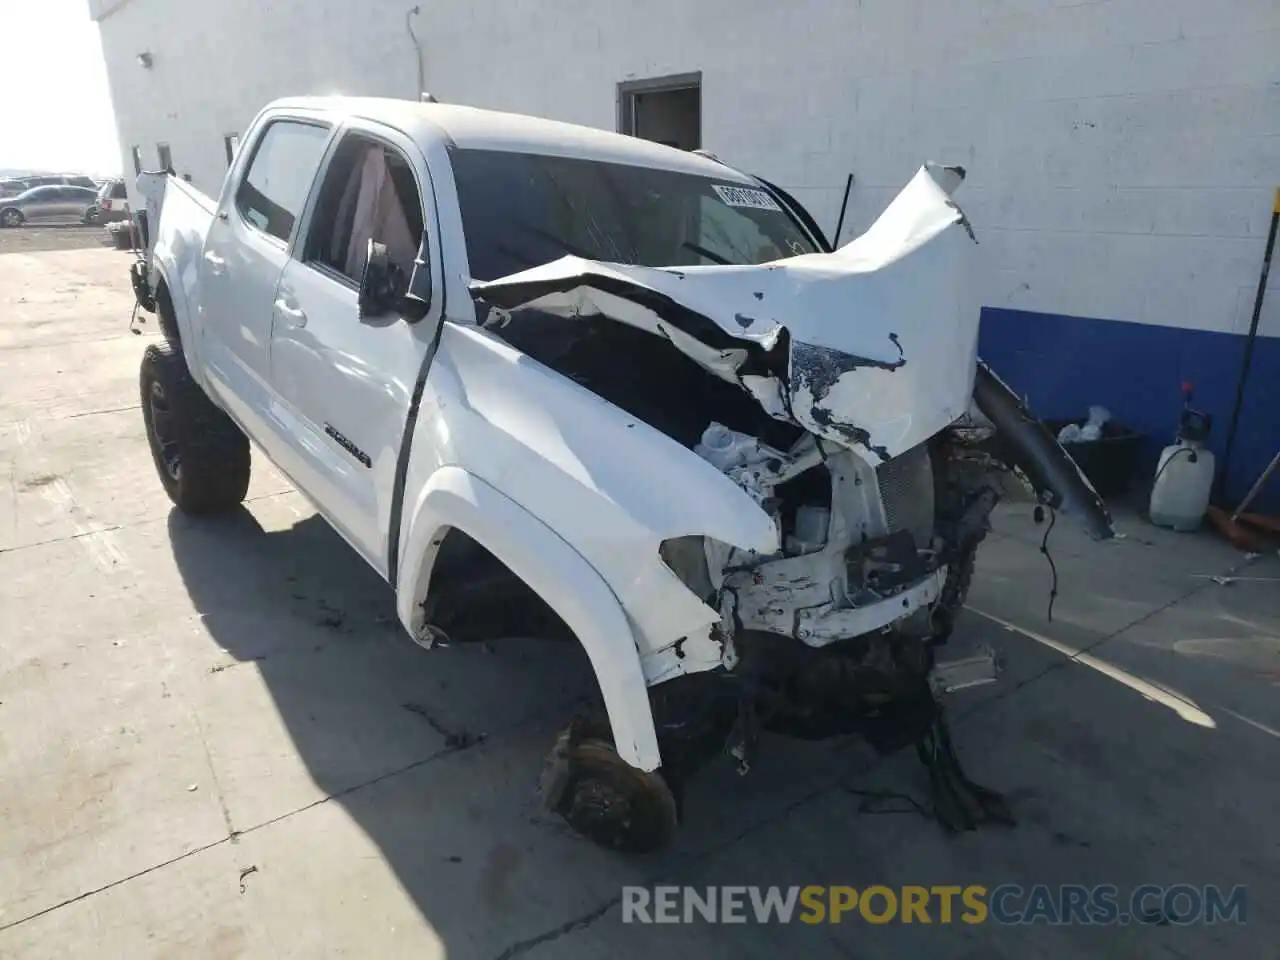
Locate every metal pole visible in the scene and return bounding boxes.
[1232,450,1280,520]
[832,173,853,248]
[1218,187,1279,499]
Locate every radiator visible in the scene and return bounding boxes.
[876,442,935,547]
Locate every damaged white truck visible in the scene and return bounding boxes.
[131,96,1113,852]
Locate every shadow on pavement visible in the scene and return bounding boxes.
[164,504,1280,959]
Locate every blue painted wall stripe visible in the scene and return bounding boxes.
[979,307,1280,511]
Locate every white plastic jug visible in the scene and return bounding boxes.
[1149,441,1215,531]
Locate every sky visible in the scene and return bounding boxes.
[0,0,121,176]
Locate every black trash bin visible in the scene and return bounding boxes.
[1045,418,1146,499]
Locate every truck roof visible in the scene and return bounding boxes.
[266,96,755,183]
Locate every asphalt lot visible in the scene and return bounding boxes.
[1,246,1278,958]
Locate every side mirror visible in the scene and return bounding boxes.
[358,240,406,320]
[357,234,432,323]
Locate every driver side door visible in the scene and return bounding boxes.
[268,122,444,576]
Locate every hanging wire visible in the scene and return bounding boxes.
[1040,504,1059,621]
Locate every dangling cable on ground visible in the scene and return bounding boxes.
[1039,505,1059,621]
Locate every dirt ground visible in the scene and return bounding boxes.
[0,224,117,255]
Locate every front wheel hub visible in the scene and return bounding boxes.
[553,738,678,854]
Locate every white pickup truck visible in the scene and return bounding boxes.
[132,96,1113,851]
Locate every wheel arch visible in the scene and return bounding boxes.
[148,261,200,375]
[395,465,662,772]
[152,273,182,345]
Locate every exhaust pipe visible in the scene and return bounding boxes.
[973,361,1115,540]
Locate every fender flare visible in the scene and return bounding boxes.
[148,256,202,377]
[395,465,662,772]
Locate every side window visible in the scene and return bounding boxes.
[301,134,424,285]
[235,121,330,244]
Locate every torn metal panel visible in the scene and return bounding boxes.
[475,164,980,464]
[708,442,949,648]
[725,552,947,646]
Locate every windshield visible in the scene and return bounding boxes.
[449,148,818,282]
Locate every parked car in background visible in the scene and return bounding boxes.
[96,178,130,223]
[0,185,100,226]
[0,179,28,199]
[20,174,99,190]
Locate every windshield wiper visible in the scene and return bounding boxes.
[681,241,732,265]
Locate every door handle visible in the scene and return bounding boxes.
[274,297,307,328]
[202,251,226,276]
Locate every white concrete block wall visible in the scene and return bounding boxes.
[96,0,1279,335]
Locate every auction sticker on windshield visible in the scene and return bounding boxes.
[712,184,782,211]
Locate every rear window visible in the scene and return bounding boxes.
[448,148,818,282]
[235,120,330,242]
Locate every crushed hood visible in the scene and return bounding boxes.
[473,163,980,462]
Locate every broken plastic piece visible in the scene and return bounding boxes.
[413,622,450,650]
[929,644,1001,695]
[694,422,800,505]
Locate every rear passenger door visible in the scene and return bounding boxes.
[268,122,444,574]
[198,115,333,460]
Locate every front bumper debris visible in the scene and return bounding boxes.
[929,643,1001,695]
[724,555,948,647]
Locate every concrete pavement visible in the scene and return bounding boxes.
[1,247,1277,958]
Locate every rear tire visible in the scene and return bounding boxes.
[140,341,250,514]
